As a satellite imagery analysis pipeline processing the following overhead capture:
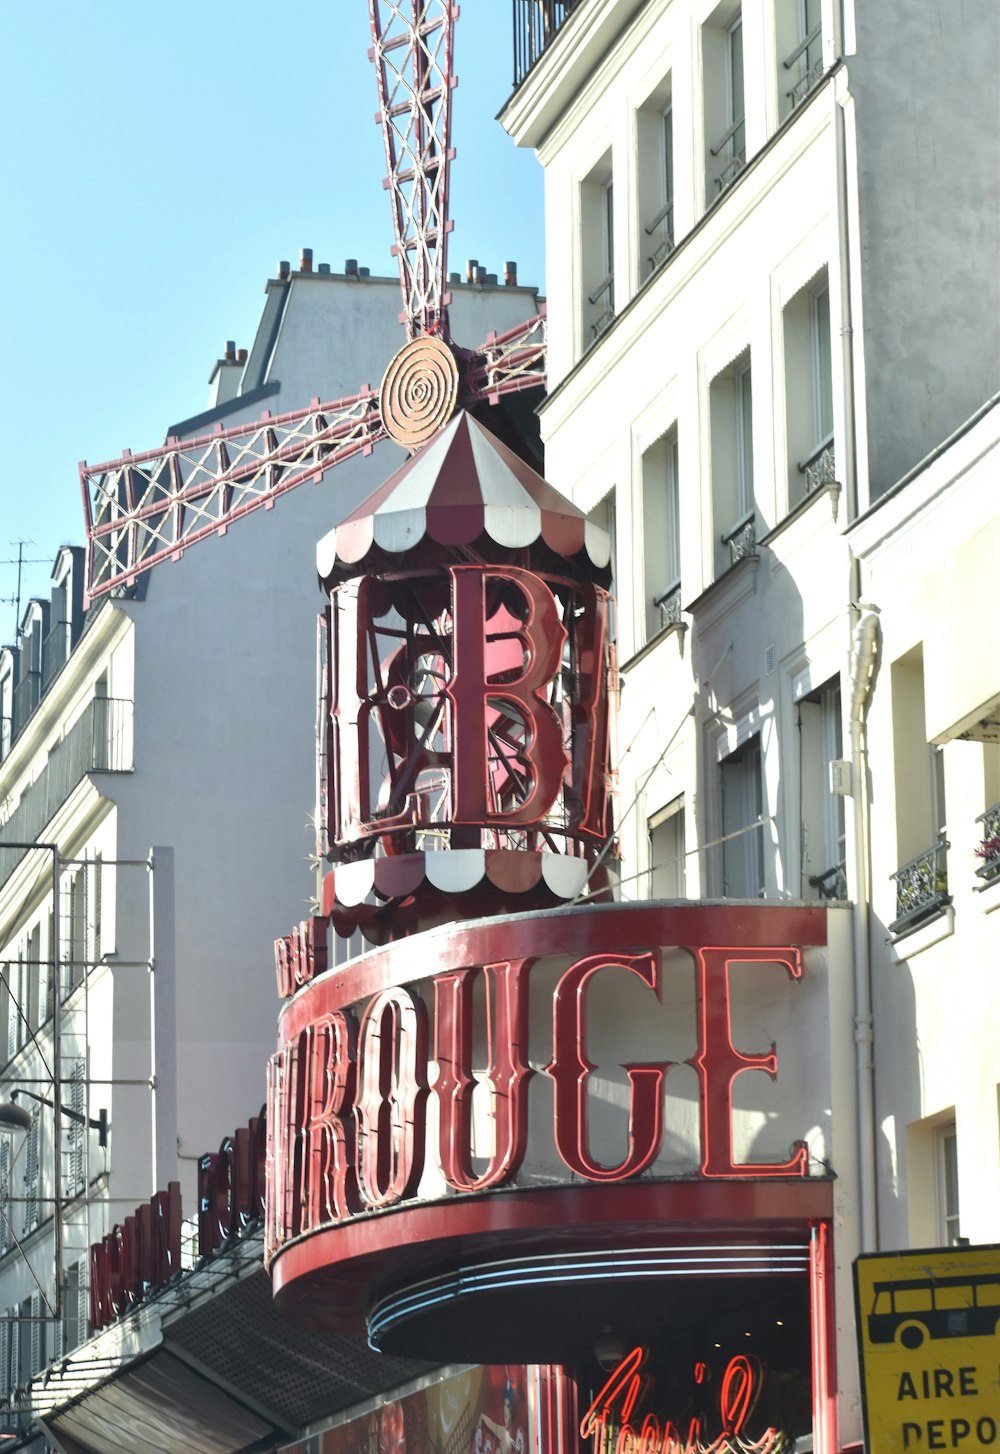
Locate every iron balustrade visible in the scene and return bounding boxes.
[799,441,836,494]
[721,512,757,566]
[784,23,824,108]
[588,271,615,341]
[645,198,675,273]
[512,0,587,87]
[889,840,950,935]
[0,698,133,890]
[40,623,68,693]
[809,861,847,901]
[12,673,40,739]
[653,582,682,631]
[711,116,746,195]
[974,802,1000,883]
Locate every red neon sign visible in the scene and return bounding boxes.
[266,931,813,1259]
[581,1348,786,1454]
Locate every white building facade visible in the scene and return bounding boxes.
[0,256,542,1445]
[503,0,999,1445]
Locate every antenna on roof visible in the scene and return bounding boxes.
[1,541,48,640]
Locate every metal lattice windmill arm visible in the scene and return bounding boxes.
[464,310,547,405]
[81,390,385,604]
[369,0,457,340]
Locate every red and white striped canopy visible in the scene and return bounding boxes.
[316,411,611,581]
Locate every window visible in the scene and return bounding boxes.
[938,1123,962,1246]
[642,429,681,639]
[778,0,824,118]
[62,1258,88,1353]
[649,798,686,898]
[720,734,764,897]
[784,270,835,506]
[638,75,674,276]
[581,152,615,346]
[890,648,950,934]
[0,1141,9,1257]
[710,350,756,578]
[704,4,746,201]
[797,677,846,898]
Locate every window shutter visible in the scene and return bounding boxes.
[29,1294,40,1378]
[0,1316,8,1396]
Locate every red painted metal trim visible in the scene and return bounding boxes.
[278,901,828,1040]
[810,1220,839,1454]
[271,1178,834,1328]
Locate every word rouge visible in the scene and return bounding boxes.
[266,942,808,1254]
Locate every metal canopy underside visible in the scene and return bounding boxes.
[41,1250,432,1454]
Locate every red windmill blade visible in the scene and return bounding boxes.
[80,0,547,607]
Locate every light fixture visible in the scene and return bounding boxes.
[594,1329,627,1372]
[0,1101,32,1134]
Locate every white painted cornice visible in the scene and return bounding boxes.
[500,0,649,155]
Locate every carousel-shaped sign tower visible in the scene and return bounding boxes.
[313,403,616,945]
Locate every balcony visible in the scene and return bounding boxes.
[784,25,823,109]
[644,199,675,274]
[809,861,847,901]
[721,512,757,568]
[0,698,133,891]
[799,442,836,495]
[41,620,69,692]
[889,840,950,936]
[513,0,587,87]
[974,802,1000,885]
[588,272,615,342]
[653,582,682,632]
[711,117,746,197]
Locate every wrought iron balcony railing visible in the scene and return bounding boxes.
[721,512,756,567]
[41,621,69,692]
[513,0,587,88]
[974,802,1000,883]
[12,671,40,738]
[711,117,746,196]
[645,198,675,273]
[0,698,133,890]
[889,839,950,936]
[588,272,615,341]
[784,24,824,108]
[809,860,847,901]
[653,582,682,631]
[799,441,836,494]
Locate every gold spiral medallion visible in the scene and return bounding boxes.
[380,336,461,447]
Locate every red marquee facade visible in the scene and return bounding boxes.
[266,415,839,1453]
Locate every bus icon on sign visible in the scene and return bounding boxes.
[868,1271,1000,1349]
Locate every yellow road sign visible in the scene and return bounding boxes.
[854,1244,1000,1453]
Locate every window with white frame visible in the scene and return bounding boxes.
[937,1122,962,1245]
[777,0,824,118]
[642,428,682,639]
[720,734,764,897]
[783,269,835,506]
[649,798,687,898]
[638,74,675,276]
[704,2,746,202]
[710,350,756,577]
[889,647,950,934]
[797,676,847,899]
[581,152,615,347]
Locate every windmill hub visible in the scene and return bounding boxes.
[380,335,461,448]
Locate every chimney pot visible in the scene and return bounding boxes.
[475,266,487,286]
[237,348,248,363]
[466,258,478,284]
[345,258,359,278]
[359,266,370,279]
[278,260,291,281]
[485,273,498,286]
[224,340,236,361]
[504,261,518,286]
[300,247,313,272]
[317,262,331,275]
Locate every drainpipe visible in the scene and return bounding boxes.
[848,606,879,1253]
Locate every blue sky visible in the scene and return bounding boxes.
[0,3,545,638]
